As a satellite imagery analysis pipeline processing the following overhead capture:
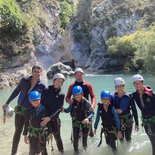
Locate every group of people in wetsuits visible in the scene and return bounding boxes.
[2,65,155,155]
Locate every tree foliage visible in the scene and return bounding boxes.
[107,24,155,72]
[0,0,25,34]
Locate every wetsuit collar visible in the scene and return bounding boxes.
[48,85,61,93]
[75,81,84,85]
[28,76,41,84]
[114,92,129,98]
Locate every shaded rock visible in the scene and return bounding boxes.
[47,62,74,79]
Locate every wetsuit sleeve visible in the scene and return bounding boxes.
[23,110,30,135]
[64,105,72,113]
[85,99,92,110]
[5,78,23,105]
[60,94,65,107]
[49,95,64,118]
[87,111,94,119]
[40,89,47,107]
[85,99,94,119]
[112,107,121,130]
[130,97,139,126]
[94,107,100,129]
[88,84,96,108]
[66,84,73,104]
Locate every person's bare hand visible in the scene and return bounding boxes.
[117,131,123,139]
[116,109,123,114]
[82,118,90,125]
[24,136,29,144]
[94,129,97,135]
[90,105,95,111]
[135,125,139,132]
[2,104,8,111]
[40,117,50,127]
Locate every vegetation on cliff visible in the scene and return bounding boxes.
[107,23,155,73]
[0,0,26,34]
[59,0,77,28]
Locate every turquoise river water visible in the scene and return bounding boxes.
[0,74,155,155]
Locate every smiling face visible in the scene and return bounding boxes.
[133,81,144,92]
[115,85,125,93]
[74,93,83,102]
[32,68,42,79]
[101,98,110,105]
[31,99,40,108]
[53,78,64,89]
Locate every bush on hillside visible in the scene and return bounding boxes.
[59,0,77,28]
[0,0,26,34]
[107,24,155,72]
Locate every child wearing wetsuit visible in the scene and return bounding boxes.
[94,90,122,151]
[64,86,94,153]
[23,91,48,155]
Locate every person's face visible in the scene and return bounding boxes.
[133,81,144,91]
[101,98,110,105]
[32,69,42,79]
[31,99,40,108]
[115,85,125,93]
[74,93,83,102]
[75,72,83,82]
[53,79,64,89]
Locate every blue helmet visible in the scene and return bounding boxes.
[100,90,111,99]
[72,86,83,95]
[29,91,41,102]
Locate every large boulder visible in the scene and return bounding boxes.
[47,62,74,79]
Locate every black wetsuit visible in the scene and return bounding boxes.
[94,103,121,150]
[65,98,94,152]
[5,76,45,155]
[131,86,155,155]
[41,85,64,152]
[23,105,48,155]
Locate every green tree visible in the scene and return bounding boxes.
[0,0,25,34]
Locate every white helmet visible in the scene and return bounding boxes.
[74,68,84,74]
[132,74,144,82]
[114,77,125,86]
[53,73,65,81]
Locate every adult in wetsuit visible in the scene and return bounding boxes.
[131,74,155,155]
[2,65,45,155]
[40,73,65,153]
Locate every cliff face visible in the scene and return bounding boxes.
[69,0,155,72]
[0,0,66,88]
[0,0,155,89]
[0,0,70,71]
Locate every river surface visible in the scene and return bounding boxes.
[0,74,155,155]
